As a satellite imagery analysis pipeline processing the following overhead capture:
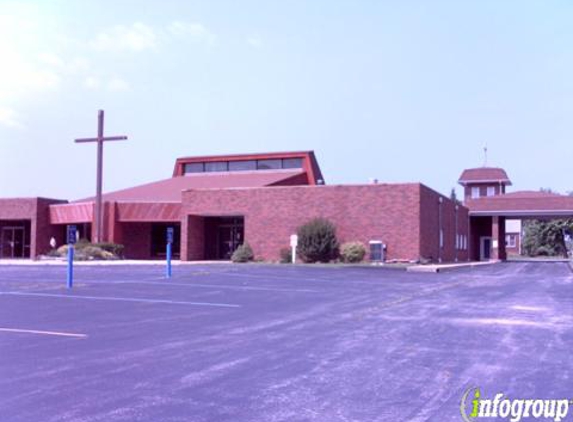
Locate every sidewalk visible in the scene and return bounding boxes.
[407,260,499,273]
[0,259,232,266]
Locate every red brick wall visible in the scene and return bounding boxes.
[469,216,492,260]
[506,233,521,255]
[117,222,152,259]
[181,184,423,262]
[181,215,205,260]
[0,198,66,258]
[419,186,470,262]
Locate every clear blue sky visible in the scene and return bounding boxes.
[1,0,573,200]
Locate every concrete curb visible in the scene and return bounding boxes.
[406,260,500,273]
[0,259,233,266]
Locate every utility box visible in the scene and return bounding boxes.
[369,240,385,262]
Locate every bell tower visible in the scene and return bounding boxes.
[458,167,512,202]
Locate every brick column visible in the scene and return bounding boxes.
[181,215,205,261]
[491,216,507,261]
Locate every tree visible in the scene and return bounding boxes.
[522,219,573,258]
[296,218,339,263]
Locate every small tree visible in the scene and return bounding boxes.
[297,218,339,263]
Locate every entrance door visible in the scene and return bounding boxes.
[217,218,244,259]
[1,227,25,258]
[480,236,492,261]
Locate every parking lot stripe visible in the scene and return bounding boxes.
[0,291,241,308]
[0,327,87,338]
[108,280,319,293]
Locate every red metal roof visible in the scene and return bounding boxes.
[76,170,305,203]
[458,167,512,185]
[466,190,573,216]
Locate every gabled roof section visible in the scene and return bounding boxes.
[458,167,512,186]
[172,151,324,185]
[76,170,305,203]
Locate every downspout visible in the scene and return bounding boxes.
[438,197,443,263]
[455,204,458,263]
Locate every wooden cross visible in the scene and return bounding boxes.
[75,110,128,243]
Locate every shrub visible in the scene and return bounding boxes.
[279,247,292,264]
[340,242,367,263]
[231,243,254,263]
[94,242,124,258]
[54,242,121,261]
[296,218,339,263]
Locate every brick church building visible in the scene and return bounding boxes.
[1,150,571,262]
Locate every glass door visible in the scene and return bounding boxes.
[217,218,244,259]
[1,227,25,258]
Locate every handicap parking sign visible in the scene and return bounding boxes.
[67,225,77,245]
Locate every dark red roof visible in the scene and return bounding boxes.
[458,167,512,185]
[76,170,305,203]
[466,190,573,217]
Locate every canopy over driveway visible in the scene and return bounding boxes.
[466,191,573,261]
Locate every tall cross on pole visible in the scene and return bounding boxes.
[75,110,128,243]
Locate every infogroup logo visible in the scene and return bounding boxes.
[460,387,573,422]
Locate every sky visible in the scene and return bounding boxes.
[1,0,573,200]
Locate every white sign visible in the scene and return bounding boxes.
[290,234,298,248]
[492,240,499,249]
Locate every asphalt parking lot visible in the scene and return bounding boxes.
[0,262,571,422]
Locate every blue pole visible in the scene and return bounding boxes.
[67,245,74,289]
[166,242,172,278]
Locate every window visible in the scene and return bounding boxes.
[486,186,496,197]
[257,159,282,170]
[506,234,516,248]
[184,162,204,174]
[228,160,256,171]
[282,158,303,169]
[205,161,228,172]
[471,187,480,199]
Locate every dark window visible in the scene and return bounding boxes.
[229,160,257,171]
[282,158,303,169]
[184,162,204,174]
[205,161,229,172]
[257,159,282,170]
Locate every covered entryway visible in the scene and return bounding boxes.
[204,216,245,260]
[0,220,31,259]
[467,191,573,261]
[151,223,181,258]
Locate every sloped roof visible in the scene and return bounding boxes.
[458,167,512,185]
[466,190,573,216]
[75,170,305,203]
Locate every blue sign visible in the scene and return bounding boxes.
[167,227,174,244]
[67,225,77,245]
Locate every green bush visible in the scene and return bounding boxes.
[340,242,367,263]
[296,218,339,263]
[231,243,254,263]
[279,247,292,264]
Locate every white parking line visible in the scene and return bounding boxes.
[0,327,87,338]
[0,291,241,308]
[110,280,319,293]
